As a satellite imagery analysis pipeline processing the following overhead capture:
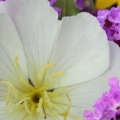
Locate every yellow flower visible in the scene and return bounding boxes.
[96,0,120,9]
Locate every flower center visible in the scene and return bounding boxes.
[1,57,82,120]
[32,92,41,104]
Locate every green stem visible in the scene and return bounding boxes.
[63,0,67,17]
[90,0,95,11]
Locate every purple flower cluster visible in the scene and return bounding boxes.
[97,7,120,41]
[84,78,120,120]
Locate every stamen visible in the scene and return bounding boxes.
[1,81,15,88]
[19,93,33,100]
[31,104,36,113]
[59,94,82,120]
[24,101,32,114]
[66,95,72,112]
[16,97,31,105]
[38,62,55,79]
[1,81,16,105]
[2,60,74,119]
[51,72,64,78]
[37,98,45,117]
[14,56,34,90]
[16,97,32,114]
[44,91,52,108]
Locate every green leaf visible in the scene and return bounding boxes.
[54,0,81,19]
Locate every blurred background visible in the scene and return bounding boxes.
[49,0,119,19]
[49,0,120,43]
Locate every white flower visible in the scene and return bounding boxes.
[0,0,119,119]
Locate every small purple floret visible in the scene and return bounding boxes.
[97,7,120,41]
[84,78,120,120]
[108,7,120,23]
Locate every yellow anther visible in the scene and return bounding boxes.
[14,56,19,67]
[51,72,64,78]
[38,62,55,79]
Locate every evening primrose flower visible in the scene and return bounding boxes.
[0,0,117,119]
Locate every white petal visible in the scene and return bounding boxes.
[0,101,27,120]
[5,1,109,88]
[6,0,61,86]
[68,41,120,118]
[0,1,7,13]
[0,14,28,86]
[50,13,109,86]
[0,101,44,120]
[0,84,7,101]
